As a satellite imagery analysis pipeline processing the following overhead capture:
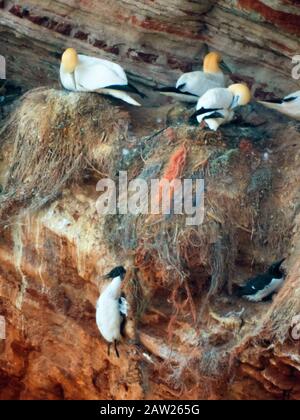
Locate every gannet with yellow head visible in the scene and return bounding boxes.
[191,83,252,131]
[258,91,300,121]
[60,48,145,106]
[156,52,231,103]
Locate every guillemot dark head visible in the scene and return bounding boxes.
[104,266,127,280]
[268,258,285,278]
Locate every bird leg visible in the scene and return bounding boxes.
[107,343,111,357]
[114,340,120,358]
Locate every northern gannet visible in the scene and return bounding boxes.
[155,52,230,103]
[60,48,144,106]
[258,91,300,121]
[96,266,128,357]
[236,259,286,302]
[190,83,252,131]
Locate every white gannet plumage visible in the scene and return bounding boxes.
[60,48,143,106]
[191,83,252,131]
[258,91,300,121]
[96,266,128,357]
[156,52,229,103]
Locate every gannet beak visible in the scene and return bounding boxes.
[220,60,232,74]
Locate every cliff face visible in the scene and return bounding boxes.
[0,88,299,400]
[0,0,300,401]
[0,0,300,97]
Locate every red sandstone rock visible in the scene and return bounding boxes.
[0,1,300,401]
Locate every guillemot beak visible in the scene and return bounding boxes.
[101,272,111,280]
[121,269,131,289]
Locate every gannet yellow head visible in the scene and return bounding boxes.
[203,52,230,74]
[228,83,252,106]
[61,48,78,73]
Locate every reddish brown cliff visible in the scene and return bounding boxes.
[0,89,299,399]
[0,0,300,400]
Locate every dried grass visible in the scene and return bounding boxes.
[103,128,268,336]
[0,88,129,223]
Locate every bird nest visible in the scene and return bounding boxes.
[0,87,298,397]
[0,87,291,312]
[103,123,291,332]
[0,88,293,324]
[0,88,129,223]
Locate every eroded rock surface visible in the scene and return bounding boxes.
[0,0,300,400]
[0,89,299,400]
[0,0,299,99]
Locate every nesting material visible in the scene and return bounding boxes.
[0,86,299,398]
[105,127,259,303]
[0,88,129,222]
